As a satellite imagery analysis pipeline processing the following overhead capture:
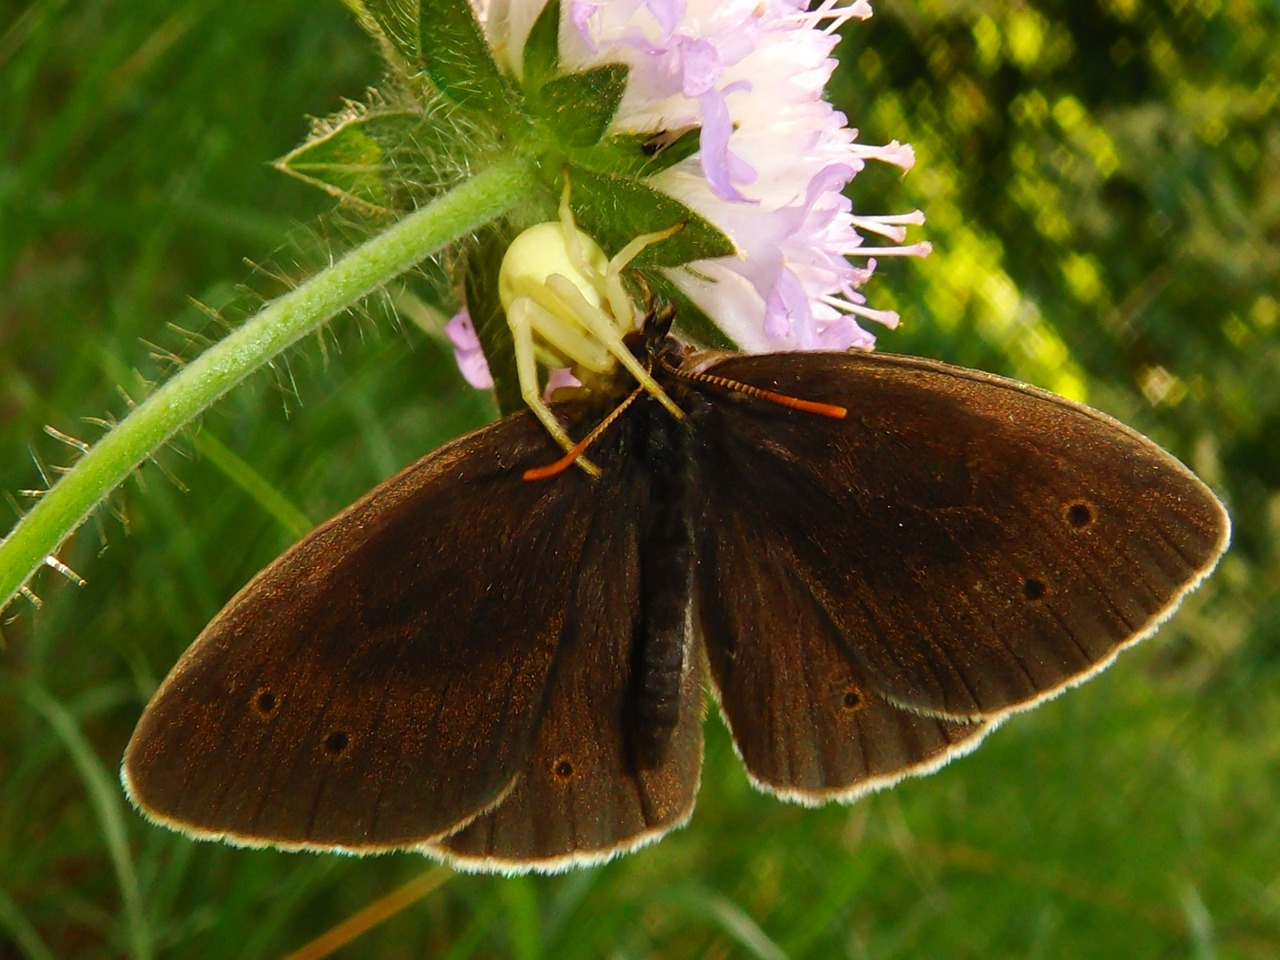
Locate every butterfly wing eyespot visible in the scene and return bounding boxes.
[1023,578,1048,601]
[1064,500,1096,529]
[252,689,277,715]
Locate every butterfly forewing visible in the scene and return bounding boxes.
[694,351,1229,722]
[124,414,606,850]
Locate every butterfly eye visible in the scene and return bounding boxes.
[1063,500,1096,529]
[322,731,350,758]
[1022,578,1048,601]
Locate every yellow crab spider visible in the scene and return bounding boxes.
[498,188,684,476]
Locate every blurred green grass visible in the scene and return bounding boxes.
[2,1,1277,958]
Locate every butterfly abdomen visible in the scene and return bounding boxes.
[628,399,699,770]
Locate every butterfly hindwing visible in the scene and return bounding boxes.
[433,628,703,871]
[431,452,705,871]
[695,468,990,800]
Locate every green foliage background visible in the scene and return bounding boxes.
[1,1,1276,957]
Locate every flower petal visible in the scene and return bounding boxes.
[445,309,495,389]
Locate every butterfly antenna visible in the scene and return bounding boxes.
[666,364,848,420]
[523,386,646,481]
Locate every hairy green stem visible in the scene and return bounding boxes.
[0,157,537,610]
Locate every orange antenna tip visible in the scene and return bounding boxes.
[669,367,848,420]
[523,387,645,482]
[751,388,847,419]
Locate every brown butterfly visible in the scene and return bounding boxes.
[123,310,1229,873]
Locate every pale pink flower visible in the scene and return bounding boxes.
[451,0,929,382]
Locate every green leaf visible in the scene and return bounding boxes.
[419,0,520,121]
[572,125,703,178]
[344,0,420,66]
[188,431,314,538]
[23,685,152,960]
[274,110,424,213]
[464,226,524,415]
[522,0,561,89]
[534,64,628,148]
[568,167,737,268]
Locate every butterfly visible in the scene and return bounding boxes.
[123,308,1229,874]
